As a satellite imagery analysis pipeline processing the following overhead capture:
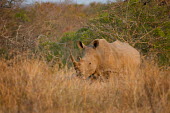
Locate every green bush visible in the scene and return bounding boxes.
[41,1,169,66]
[15,10,30,22]
[74,1,170,65]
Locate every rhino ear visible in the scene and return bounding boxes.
[77,41,85,49]
[93,40,99,48]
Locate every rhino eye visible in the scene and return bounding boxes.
[89,63,91,65]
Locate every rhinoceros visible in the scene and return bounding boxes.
[70,39,140,79]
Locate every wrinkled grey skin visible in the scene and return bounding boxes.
[70,39,141,79]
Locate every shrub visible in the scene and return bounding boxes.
[73,0,170,65]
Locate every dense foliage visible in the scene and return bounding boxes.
[0,0,169,65]
[60,0,170,65]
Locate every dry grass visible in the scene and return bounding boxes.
[0,58,169,113]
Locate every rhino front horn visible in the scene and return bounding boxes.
[77,56,81,61]
[69,50,78,69]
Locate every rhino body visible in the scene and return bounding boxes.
[71,39,140,79]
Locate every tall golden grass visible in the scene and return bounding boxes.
[0,58,169,113]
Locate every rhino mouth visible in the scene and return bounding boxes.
[70,50,96,79]
[87,74,97,80]
[74,71,97,80]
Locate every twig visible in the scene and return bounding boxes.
[144,83,155,113]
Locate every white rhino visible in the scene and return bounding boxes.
[70,39,141,79]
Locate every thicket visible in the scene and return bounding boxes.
[0,1,92,58]
[0,0,169,66]
[59,0,170,66]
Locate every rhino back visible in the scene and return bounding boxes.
[94,39,140,72]
[111,40,141,71]
[111,40,140,64]
[94,39,120,71]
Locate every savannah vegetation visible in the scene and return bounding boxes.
[0,0,169,113]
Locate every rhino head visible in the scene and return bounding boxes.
[70,40,99,78]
